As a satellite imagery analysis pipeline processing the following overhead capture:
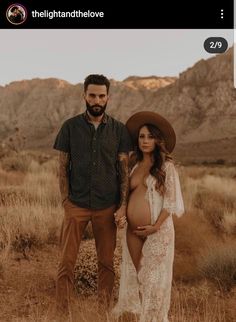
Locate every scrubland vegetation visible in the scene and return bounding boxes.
[0,150,235,321]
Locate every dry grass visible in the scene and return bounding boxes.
[223,212,236,234]
[1,152,33,173]
[183,165,236,180]
[173,209,216,282]
[0,152,236,321]
[198,241,236,291]
[1,279,232,322]
[169,282,229,322]
[0,167,25,186]
[0,155,62,253]
[174,166,236,289]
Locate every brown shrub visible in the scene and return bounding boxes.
[0,205,63,250]
[170,282,227,322]
[0,187,29,206]
[0,168,25,186]
[12,233,41,258]
[222,212,236,235]
[198,242,236,292]
[83,222,94,240]
[183,165,236,180]
[0,186,60,208]
[183,166,208,180]
[194,189,235,232]
[1,154,32,173]
[74,239,122,296]
[173,210,217,283]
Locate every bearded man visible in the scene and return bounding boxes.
[53,74,132,314]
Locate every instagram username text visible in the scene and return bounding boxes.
[32,10,104,19]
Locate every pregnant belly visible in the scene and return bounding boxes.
[127,187,151,230]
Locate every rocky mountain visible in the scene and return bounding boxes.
[123,76,177,91]
[0,48,235,163]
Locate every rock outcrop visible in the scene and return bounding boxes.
[0,48,235,163]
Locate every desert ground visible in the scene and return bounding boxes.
[0,149,236,322]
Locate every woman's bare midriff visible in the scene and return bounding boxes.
[127,184,151,231]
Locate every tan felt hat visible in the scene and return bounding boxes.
[126,111,176,153]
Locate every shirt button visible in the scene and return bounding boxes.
[93,162,96,165]
[93,137,96,140]
[93,150,96,152]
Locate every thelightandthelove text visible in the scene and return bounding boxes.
[31,10,105,19]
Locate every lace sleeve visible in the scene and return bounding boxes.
[163,161,184,217]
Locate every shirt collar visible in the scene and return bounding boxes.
[83,111,108,124]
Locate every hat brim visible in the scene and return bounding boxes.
[126,111,176,153]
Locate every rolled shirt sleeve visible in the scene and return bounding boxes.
[53,121,70,153]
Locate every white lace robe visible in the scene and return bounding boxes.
[113,161,184,322]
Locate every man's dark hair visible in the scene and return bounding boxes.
[11,6,19,12]
[84,74,110,93]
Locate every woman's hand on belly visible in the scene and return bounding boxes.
[133,225,157,237]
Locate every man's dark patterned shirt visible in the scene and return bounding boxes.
[53,112,133,209]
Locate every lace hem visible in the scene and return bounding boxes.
[113,217,174,322]
[137,217,174,322]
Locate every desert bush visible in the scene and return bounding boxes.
[1,153,32,173]
[184,165,236,180]
[27,157,58,176]
[178,175,200,211]
[215,159,225,165]
[222,211,236,235]
[194,188,235,232]
[182,166,209,180]
[74,239,122,296]
[83,222,94,240]
[74,240,98,295]
[0,228,11,279]
[0,159,235,322]
[0,186,27,206]
[15,169,61,207]
[198,243,236,291]
[0,262,4,279]
[0,185,60,208]
[40,158,59,176]
[0,152,63,250]
[12,232,40,258]
[0,205,63,250]
[0,167,25,186]
[170,282,227,322]
[173,210,216,282]
[202,175,236,198]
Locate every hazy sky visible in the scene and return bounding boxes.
[0,29,233,86]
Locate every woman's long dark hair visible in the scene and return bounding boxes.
[130,123,172,195]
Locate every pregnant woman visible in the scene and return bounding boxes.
[113,111,184,322]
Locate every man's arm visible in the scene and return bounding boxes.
[117,152,129,207]
[115,152,129,228]
[59,151,70,204]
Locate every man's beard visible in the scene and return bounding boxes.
[86,101,107,117]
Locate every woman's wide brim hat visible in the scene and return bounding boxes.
[126,111,176,153]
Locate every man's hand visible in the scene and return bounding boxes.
[114,205,127,229]
[133,225,157,237]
